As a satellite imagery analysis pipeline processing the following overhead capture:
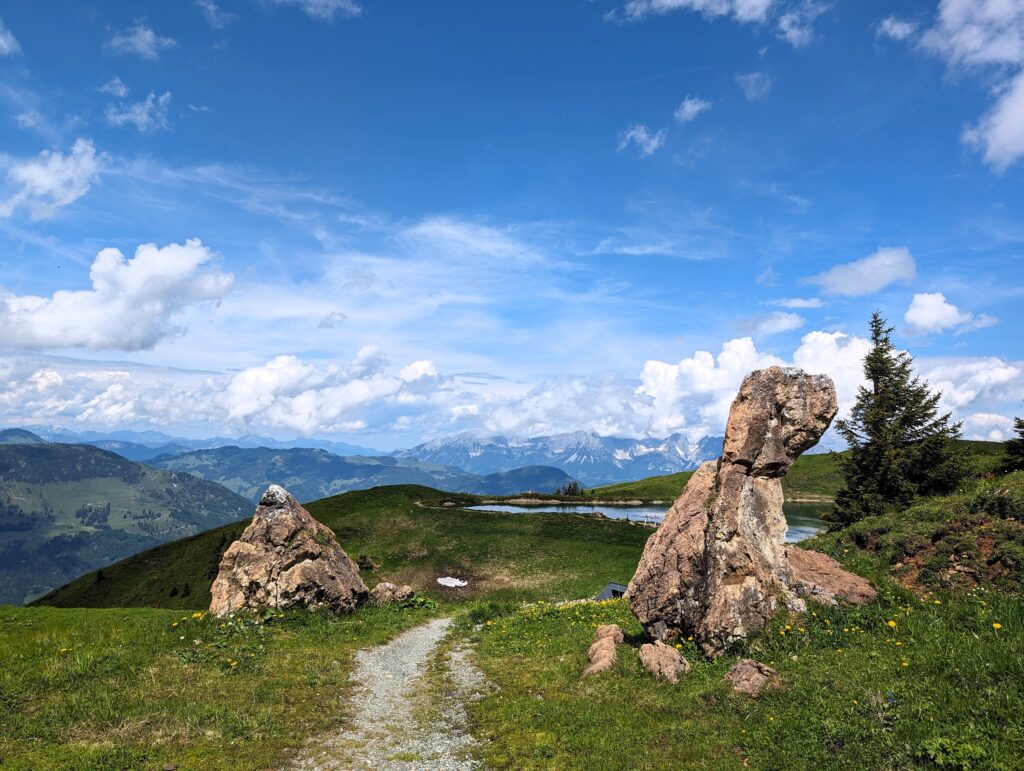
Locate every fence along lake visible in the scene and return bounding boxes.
[468,500,829,543]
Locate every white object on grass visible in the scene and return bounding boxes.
[437,576,468,587]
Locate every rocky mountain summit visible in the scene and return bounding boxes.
[628,366,876,657]
[209,485,367,616]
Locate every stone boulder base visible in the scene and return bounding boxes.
[209,485,368,616]
[725,659,779,697]
[639,640,690,683]
[787,546,877,606]
[369,582,416,605]
[629,366,874,657]
[583,624,624,677]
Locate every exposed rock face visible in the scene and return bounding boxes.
[582,624,624,677]
[629,366,870,657]
[369,581,415,605]
[638,640,690,683]
[724,659,779,697]
[209,485,368,616]
[787,546,877,606]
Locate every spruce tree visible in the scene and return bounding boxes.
[830,312,966,526]
[1004,416,1024,472]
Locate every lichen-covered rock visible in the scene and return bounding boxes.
[582,624,624,677]
[369,582,416,605]
[209,485,367,616]
[629,366,871,657]
[638,640,690,683]
[724,658,779,697]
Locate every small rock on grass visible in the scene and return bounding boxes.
[639,640,690,683]
[724,658,779,697]
[582,624,624,677]
[369,582,415,605]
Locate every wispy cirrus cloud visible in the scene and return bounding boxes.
[106,92,173,133]
[0,139,104,220]
[735,71,773,101]
[267,0,362,21]
[0,16,21,56]
[105,23,176,60]
[618,124,667,157]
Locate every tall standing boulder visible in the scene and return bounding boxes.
[209,485,368,616]
[629,366,872,657]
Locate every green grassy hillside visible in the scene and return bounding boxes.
[0,444,250,605]
[35,485,651,609]
[8,463,1023,769]
[589,452,844,502]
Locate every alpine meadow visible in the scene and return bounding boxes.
[1,2,1022,770]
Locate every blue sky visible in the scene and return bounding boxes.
[0,0,1021,450]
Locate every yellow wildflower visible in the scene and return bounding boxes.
[901,661,909,667]
[933,599,941,605]
[887,620,897,629]
[993,623,1002,630]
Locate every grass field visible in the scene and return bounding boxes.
[464,585,1023,769]
[589,452,845,502]
[0,603,440,769]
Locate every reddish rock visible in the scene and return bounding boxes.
[638,640,690,683]
[630,366,872,657]
[725,658,779,697]
[583,624,624,677]
[369,582,416,605]
[787,547,877,605]
[209,485,367,616]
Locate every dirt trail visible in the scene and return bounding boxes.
[293,617,483,770]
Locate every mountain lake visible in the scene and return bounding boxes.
[468,500,829,543]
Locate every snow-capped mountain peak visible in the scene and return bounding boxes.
[393,431,723,486]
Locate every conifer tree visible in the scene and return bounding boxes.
[1004,416,1024,472]
[830,313,966,526]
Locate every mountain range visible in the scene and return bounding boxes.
[393,431,725,486]
[149,446,576,502]
[29,426,382,460]
[0,430,250,605]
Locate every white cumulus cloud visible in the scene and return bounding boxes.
[809,246,916,296]
[904,292,996,334]
[0,138,104,220]
[105,24,177,60]
[753,311,805,336]
[919,0,1024,170]
[0,239,233,351]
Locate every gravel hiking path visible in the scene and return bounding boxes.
[293,617,483,770]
